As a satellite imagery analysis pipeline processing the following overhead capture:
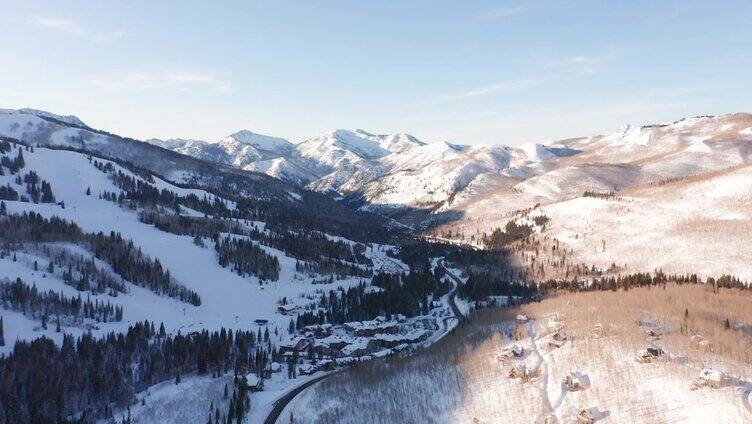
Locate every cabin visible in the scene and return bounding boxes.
[302,323,333,338]
[279,337,311,355]
[635,347,665,363]
[500,344,524,359]
[691,368,726,390]
[516,314,531,323]
[564,373,584,391]
[316,336,352,355]
[577,408,596,424]
[244,373,262,392]
[254,319,269,326]
[298,363,317,376]
[343,319,400,337]
[508,364,539,382]
[372,330,428,349]
[339,338,377,358]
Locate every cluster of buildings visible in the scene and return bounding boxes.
[274,316,431,375]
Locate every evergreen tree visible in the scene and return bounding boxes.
[0,316,5,346]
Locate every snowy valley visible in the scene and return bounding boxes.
[0,108,751,424]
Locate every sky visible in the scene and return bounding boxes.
[1,0,751,146]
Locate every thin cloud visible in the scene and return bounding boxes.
[435,76,551,102]
[94,30,125,42]
[29,15,124,42]
[90,70,234,95]
[29,16,86,35]
[546,54,602,76]
[476,4,528,20]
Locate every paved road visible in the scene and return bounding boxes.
[262,260,465,424]
[440,259,464,320]
[263,371,340,424]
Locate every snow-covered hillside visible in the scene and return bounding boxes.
[286,285,752,423]
[0,142,399,355]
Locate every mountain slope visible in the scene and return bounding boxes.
[0,108,390,240]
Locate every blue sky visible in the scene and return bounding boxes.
[1,1,751,145]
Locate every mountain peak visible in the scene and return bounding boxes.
[1,107,90,129]
[219,130,294,152]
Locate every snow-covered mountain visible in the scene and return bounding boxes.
[78,110,750,231]
[5,107,752,225]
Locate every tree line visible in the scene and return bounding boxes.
[296,265,452,328]
[0,212,200,306]
[0,321,270,423]
[0,277,123,327]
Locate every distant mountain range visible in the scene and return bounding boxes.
[143,112,752,226]
[2,108,752,234]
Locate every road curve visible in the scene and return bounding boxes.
[263,259,464,424]
[440,259,464,320]
[263,371,340,424]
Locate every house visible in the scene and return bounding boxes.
[691,368,726,390]
[508,364,539,382]
[316,335,352,356]
[303,323,332,338]
[500,344,524,359]
[335,356,358,366]
[244,373,263,392]
[563,373,584,391]
[343,319,400,337]
[298,363,317,375]
[339,338,377,357]
[516,314,531,323]
[372,330,429,349]
[279,337,311,356]
[372,348,392,358]
[254,319,269,326]
[635,347,665,363]
[577,408,595,424]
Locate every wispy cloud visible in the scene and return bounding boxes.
[90,70,234,95]
[29,16,86,35]
[546,53,608,76]
[455,76,549,99]
[424,76,551,104]
[476,4,528,20]
[94,30,125,42]
[28,15,124,42]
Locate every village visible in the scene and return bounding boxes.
[239,294,456,393]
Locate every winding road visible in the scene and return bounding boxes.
[261,259,465,424]
[262,371,341,424]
